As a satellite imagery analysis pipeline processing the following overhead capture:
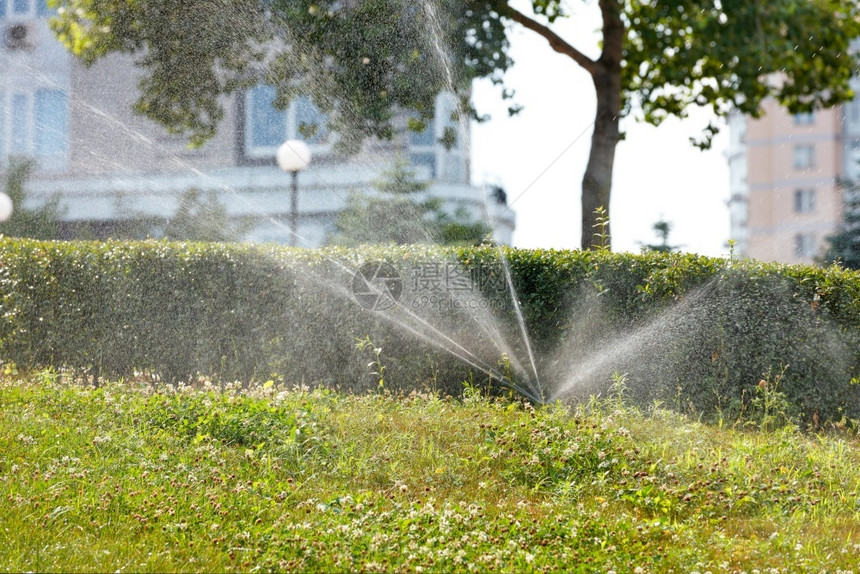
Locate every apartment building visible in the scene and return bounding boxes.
[0,3,515,245]
[726,77,860,264]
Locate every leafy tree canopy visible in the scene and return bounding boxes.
[329,160,492,246]
[162,188,253,242]
[51,0,509,150]
[51,0,860,144]
[620,0,860,149]
[51,0,860,247]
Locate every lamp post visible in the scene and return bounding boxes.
[0,192,13,223]
[276,140,312,246]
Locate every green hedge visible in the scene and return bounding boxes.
[1,238,858,423]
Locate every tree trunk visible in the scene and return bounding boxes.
[499,0,625,250]
[580,0,624,250]
[580,70,622,249]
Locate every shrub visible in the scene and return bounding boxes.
[0,238,858,423]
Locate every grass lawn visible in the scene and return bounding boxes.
[1,372,859,572]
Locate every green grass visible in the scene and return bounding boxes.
[1,373,859,572]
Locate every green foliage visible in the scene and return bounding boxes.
[49,0,860,249]
[50,0,274,148]
[640,218,680,253]
[49,0,860,149]
[622,0,860,147]
[139,389,320,452]
[163,188,252,242]
[50,0,509,150]
[329,160,491,246]
[355,335,387,393]
[1,239,859,423]
[590,205,611,251]
[822,179,860,269]
[437,206,494,247]
[2,377,860,572]
[741,365,795,432]
[0,158,65,240]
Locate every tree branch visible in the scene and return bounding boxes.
[598,0,624,68]
[496,3,599,76]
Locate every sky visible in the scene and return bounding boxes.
[469,3,731,257]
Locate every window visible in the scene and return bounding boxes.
[793,112,814,125]
[0,89,69,169]
[34,89,68,157]
[793,145,814,169]
[848,101,860,127]
[439,151,466,182]
[294,96,329,145]
[247,85,284,149]
[847,142,860,179]
[407,117,435,147]
[407,113,437,178]
[243,86,330,159]
[409,152,435,178]
[11,93,27,154]
[794,234,817,258]
[433,92,468,183]
[0,0,50,18]
[794,189,815,213]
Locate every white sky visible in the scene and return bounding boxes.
[469,3,731,257]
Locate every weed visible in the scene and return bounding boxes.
[591,206,611,251]
[741,365,795,432]
[33,367,58,386]
[607,371,628,411]
[355,335,386,393]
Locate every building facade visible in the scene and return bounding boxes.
[0,5,515,246]
[727,77,860,265]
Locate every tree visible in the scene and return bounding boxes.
[52,0,860,248]
[822,178,860,269]
[640,218,680,253]
[0,157,65,240]
[329,160,491,246]
[163,188,252,242]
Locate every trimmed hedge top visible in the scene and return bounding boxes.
[1,237,858,423]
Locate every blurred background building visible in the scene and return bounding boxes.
[0,2,516,245]
[726,75,860,265]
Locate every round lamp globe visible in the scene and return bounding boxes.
[0,192,13,223]
[276,140,312,173]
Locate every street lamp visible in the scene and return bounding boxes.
[0,192,13,223]
[276,140,312,247]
